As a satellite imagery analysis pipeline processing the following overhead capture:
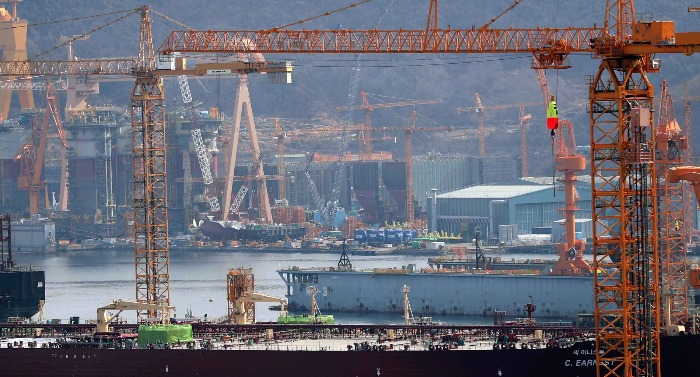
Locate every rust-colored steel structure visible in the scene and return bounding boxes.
[227,268,255,324]
[655,80,688,328]
[590,2,661,375]
[156,1,700,375]
[131,7,170,320]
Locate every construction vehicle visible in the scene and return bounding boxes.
[96,299,175,333]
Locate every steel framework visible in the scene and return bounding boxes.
[132,7,170,321]
[656,80,688,328]
[227,268,255,324]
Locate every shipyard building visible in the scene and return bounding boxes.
[428,177,593,242]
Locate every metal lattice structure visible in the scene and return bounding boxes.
[227,268,255,323]
[656,80,688,328]
[590,62,660,377]
[132,7,169,321]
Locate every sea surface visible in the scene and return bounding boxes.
[12,248,565,326]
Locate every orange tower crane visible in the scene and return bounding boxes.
[656,79,689,328]
[335,91,442,157]
[15,81,64,216]
[158,1,700,374]
[456,94,538,161]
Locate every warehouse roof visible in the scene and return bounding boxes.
[436,185,550,199]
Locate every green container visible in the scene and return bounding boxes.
[137,324,194,347]
[277,314,334,325]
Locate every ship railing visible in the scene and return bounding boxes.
[0,265,39,272]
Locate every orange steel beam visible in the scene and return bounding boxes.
[656,79,689,328]
[160,28,603,65]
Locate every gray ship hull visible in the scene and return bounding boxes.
[279,268,594,319]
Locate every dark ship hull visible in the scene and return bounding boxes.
[0,335,697,377]
[0,269,45,322]
[198,219,307,243]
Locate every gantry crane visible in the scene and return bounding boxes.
[456,93,538,161]
[335,91,442,157]
[656,79,689,328]
[159,1,700,375]
[220,73,276,224]
[0,0,34,121]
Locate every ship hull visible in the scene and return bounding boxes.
[0,336,696,377]
[279,269,594,318]
[0,270,45,322]
[198,219,307,243]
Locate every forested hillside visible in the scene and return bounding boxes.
[14,0,700,172]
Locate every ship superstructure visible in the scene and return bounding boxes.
[0,214,45,322]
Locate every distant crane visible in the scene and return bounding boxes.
[336,91,443,157]
[15,81,66,215]
[456,93,538,159]
[656,79,689,328]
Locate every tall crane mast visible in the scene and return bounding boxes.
[158,1,700,375]
[655,79,689,328]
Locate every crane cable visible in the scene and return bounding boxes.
[479,0,524,30]
[269,0,373,31]
[31,8,140,60]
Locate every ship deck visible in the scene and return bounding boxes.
[0,323,587,352]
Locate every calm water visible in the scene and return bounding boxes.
[11,248,560,325]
